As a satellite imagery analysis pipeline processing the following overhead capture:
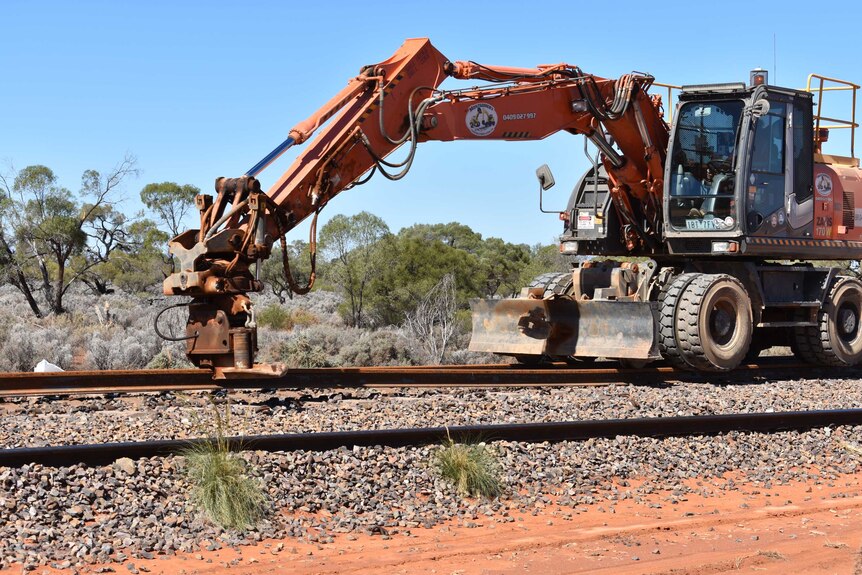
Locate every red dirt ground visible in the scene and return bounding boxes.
[6,473,862,575]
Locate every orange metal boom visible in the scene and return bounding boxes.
[252,38,669,250]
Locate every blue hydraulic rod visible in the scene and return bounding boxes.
[246,136,295,178]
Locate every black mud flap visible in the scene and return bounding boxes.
[468,298,660,360]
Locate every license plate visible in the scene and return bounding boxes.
[685,218,719,230]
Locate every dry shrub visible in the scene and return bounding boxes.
[336,329,415,366]
[0,324,73,372]
[260,324,415,367]
[252,289,342,323]
[269,334,332,368]
[146,343,194,369]
[84,327,162,370]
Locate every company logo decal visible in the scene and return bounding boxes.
[815,173,833,197]
[466,103,497,136]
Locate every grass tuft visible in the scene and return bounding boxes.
[180,396,266,530]
[434,433,501,499]
[182,442,265,530]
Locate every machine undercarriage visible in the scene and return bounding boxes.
[469,259,862,372]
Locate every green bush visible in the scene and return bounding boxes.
[291,308,319,328]
[257,304,319,331]
[257,305,293,330]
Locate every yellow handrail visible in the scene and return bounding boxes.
[805,74,859,160]
[651,81,681,123]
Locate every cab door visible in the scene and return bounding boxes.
[746,95,814,238]
[785,97,814,234]
[746,100,787,235]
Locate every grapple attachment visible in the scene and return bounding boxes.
[468,297,660,360]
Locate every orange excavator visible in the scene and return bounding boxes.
[159,38,862,376]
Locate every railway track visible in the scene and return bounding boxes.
[3,408,861,468]
[0,357,849,398]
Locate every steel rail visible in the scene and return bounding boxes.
[3,409,861,468]
[0,358,839,398]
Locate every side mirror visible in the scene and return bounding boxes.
[536,164,556,191]
[537,164,563,215]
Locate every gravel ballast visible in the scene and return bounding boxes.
[2,376,862,570]
[2,378,862,448]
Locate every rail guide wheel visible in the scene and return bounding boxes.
[794,277,862,366]
[661,273,753,372]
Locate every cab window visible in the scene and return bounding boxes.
[747,102,787,227]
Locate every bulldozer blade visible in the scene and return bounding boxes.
[468,298,660,360]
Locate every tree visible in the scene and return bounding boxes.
[140,181,200,238]
[399,222,484,253]
[367,235,485,326]
[477,237,532,298]
[518,243,573,287]
[405,273,458,364]
[0,156,139,316]
[0,181,42,316]
[318,212,391,327]
[92,219,171,294]
[399,222,532,297]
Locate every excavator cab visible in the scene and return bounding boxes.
[561,77,823,259]
[666,97,743,234]
[662,80,818,255]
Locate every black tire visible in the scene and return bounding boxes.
[658,273,699,369]
[793,277,862,366]
[527,272,573,299]
[675,274,753,371]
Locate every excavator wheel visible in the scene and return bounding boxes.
[658,273,699,369]
[527,272,574,298]
[672,274,753,371]
[793,277,862,366]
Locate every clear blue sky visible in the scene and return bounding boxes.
[3,0,860,246]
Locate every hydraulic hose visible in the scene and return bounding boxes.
[154,302,197,342]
